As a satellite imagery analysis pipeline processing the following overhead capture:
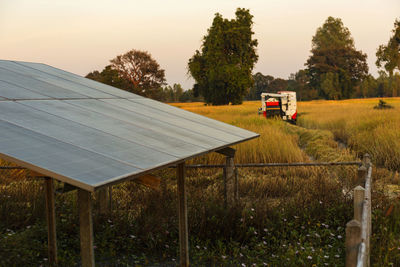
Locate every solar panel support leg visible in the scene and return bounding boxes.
[224,155,236,208]
[45,177,58,266]
[78,189,95,267]
[97,187,110,215]
[177,162,189,267]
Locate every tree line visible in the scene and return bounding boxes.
[86,10,400,104]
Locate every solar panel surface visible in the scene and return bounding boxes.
[0,60,259,191]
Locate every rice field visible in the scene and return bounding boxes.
[0,98,399,266]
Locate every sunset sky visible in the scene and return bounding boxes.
[1,0,399,89]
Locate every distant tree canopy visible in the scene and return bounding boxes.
[376,19,400,97]
[188,8,258,105]
[246,72,274,100]
[110,49,166,99]
[305,17,368,100]
[376,19,400,76]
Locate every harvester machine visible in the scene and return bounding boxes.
[259,91,297,124]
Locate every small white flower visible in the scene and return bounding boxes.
[165,244,169,248]
[251,208,255,211]
[324,255,329,258]
[337,235,342,239]
[307,255,312,260]
[335,254,340,258]
[222,255,227,259]
[241,264,246,267]
[129,235,136,239]
[250,216,253,219]
[196,245,200,249]
[264,228,268,232]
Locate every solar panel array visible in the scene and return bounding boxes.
[0,60,259,191]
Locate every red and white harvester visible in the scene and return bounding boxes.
[259,91,297,124]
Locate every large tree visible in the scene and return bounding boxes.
[376,19,400,96]
[306,17,368,99]
[110,49,166,98]
[188,8,258,105]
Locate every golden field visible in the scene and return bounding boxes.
[0,98,399,266]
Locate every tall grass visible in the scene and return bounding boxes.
[297,97,400,171]
[175,102,308,164]
[0,100,398,266]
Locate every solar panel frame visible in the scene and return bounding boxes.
[0,60,259,191]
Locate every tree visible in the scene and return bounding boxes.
[163,83,184,102]
[110,49,166,98]
[376,19,400,96]
[247,72,274,100]
[287,69,317,101]
[306,17,368,99]
[86,65,133,90]
[320,72,341,100]
[269,78,288,92]
[188,8,258,105]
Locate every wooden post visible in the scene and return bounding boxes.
[354,186,365,222]
[366,154,372,267]
[234,168,239,201]
[224,156,235,207]
[357,165,367,185]
[109,186,113,212]
[177,162,189,267]
[363,153,371,167]
[45,177,58,266]
[97,187,110,215]
[345,219,361,267]
[78,189,95,267]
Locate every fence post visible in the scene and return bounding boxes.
[354,186,365,222]
[364,153,371,267]
[357,165,367,185]
[345,219,361,267]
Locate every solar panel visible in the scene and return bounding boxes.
[0,60,259,191]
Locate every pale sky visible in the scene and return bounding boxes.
[1,0,399,89]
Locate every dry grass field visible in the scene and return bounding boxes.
[0,98,399,266]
